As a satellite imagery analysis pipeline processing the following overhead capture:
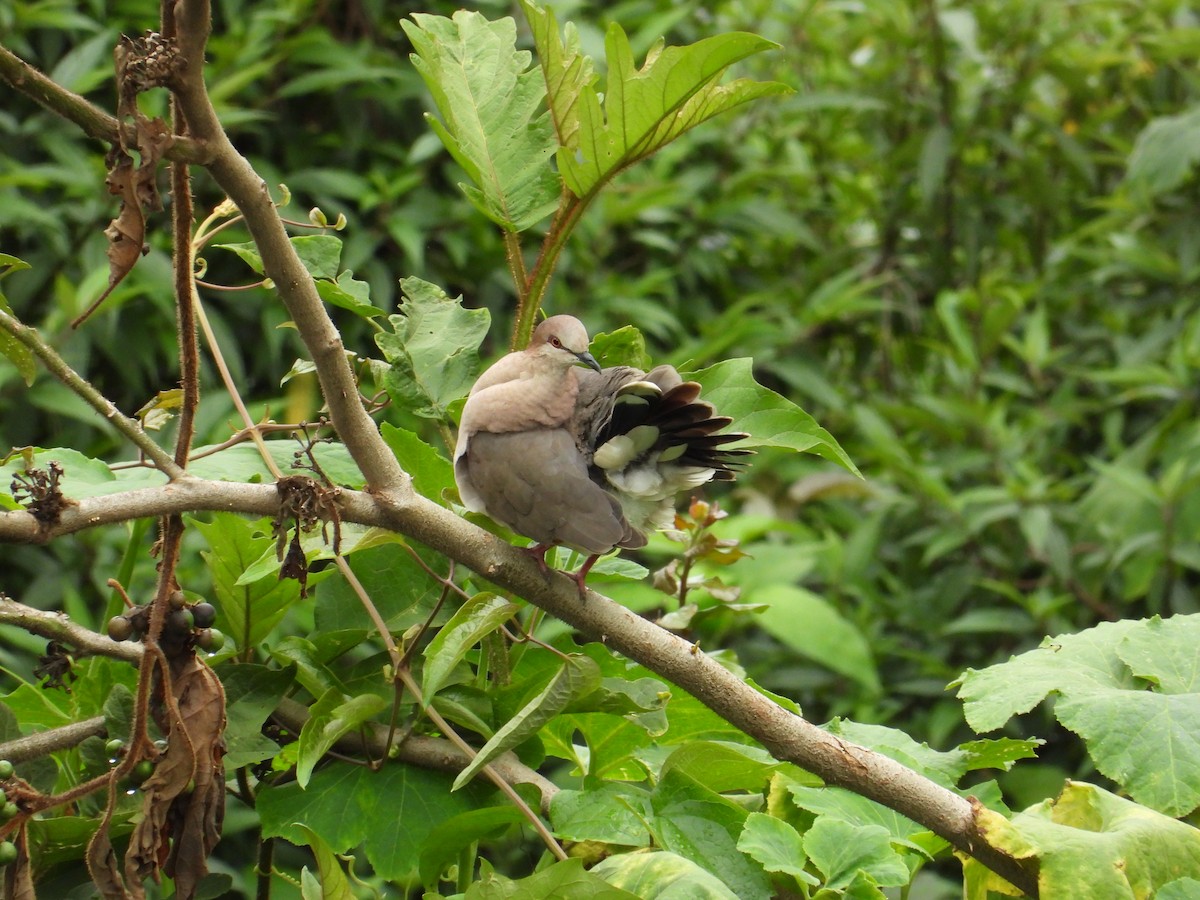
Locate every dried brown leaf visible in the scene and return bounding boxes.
[126,655,226,899]
[86,818,131,900]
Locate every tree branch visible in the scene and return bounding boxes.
[0,309,182,478]
[0,597,143,665]
[0,716,108,764]
[0,43,208,163]
[0,479,1036,894]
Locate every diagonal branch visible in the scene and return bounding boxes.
[0,43,208,163]
[0,480,1037,894]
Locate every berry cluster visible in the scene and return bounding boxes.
[107,590,225,653]
[0,759,17,866]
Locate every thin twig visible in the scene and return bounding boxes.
[0,310,183,477]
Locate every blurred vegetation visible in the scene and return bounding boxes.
[4,0,1200,892]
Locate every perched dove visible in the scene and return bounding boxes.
[454,315,748,591]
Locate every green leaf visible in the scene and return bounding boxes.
[590,325,652,370]
[649,767,770,900]
[1,447,115,500]
[290,234,341,279]
[468,858,641,899]
[591,851,738,899]
[259,761,490,882]
[552,24,790,198]
[956,615,1200,816]
[379,423,456,503]
[519,0,594,151]
[213,240,265,274]
[659,741,783,794]
[736,813,819,884]
[452,654,601,790]
[315,542,447,634]
[550,783,653,846]
[422,592,521,701]
[222,664,294,769]
[964,782,1200,898]
[402,11,560,231]
[751,585,879,693]
[191,513,305,650]
[376,278,490,421]
[803,817,910,890]
[1126,106,1200,198]
[188,441,365,488]
[297,688,389,788]
[686,358,860,476]
[294,825,354,900]
[316,271,380,319]
[418,806,526,889]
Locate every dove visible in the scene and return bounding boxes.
[454,315,747,592]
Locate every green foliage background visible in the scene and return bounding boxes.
[3,0,1200,896]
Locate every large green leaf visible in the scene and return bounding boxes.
[956,615,1200,816]
[751,585,879,693]
[191,513,306,650]
[538,17,790,198]
[402,11,560,231]
[648,766,770,900]
[550,783,653,846]
[591,851,738,899]
[804,817,910,891]
[965,782,1200,898]
[736,813,818,885]
[221,664,294,769]
[258,761,489,882]
[376,277,490,421]
[468,858,641,899]
[686,358,860,476]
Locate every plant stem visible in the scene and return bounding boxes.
[511,191,586,350]
[0,310,183,477]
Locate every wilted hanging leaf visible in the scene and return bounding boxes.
[3,828,37,900]
[125,655,227,898]
[74,33,179,327]
[86,820,129,900]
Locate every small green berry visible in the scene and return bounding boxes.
[131,760,154,783]
[0,760,12,779]
[169,590,187,610]
[197,628,226,652]
[105,738,125,757]
[0,802,18,821]
[0,840,16,865]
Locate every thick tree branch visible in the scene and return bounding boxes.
[0,597,143,665]
[0,43,208,163]
[0,717,108,764]
[0,480,1035,894]
[167,0,407,494]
